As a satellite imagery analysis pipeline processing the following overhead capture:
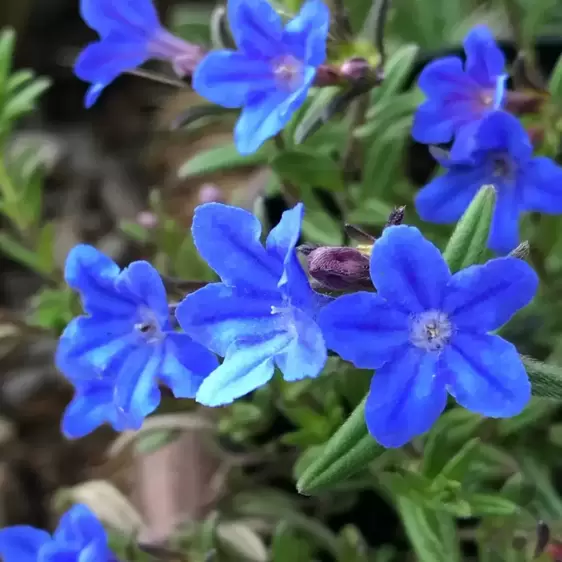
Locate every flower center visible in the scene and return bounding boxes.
[489,152,516,180]
[270,300,298,338]
[410,310,452,352]
[134,307,164,344]
[273,55,304,91]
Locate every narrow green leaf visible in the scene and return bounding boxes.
[465,494,520,517]
[0,28,16,104]
[0,230,42,273]
[299,186,344,246]
[271,149,344,191]
[293,87,341,145]
[4,77,51,120]
[372,44,419,104]
[548,53,562,101]
[6,69,34,94]
[272,523,313,562]
[178,142,271,178]
[438,437,481,483]
[443,184,495,272]
[522,356,562,400]
[35,222,56,275]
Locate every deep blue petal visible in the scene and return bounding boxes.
[448,119,482,160]
[113,346,161,428]
[417,56,467,99]
[416,167,486,224]
[227,0,284,58]
[411,100,456,145]
[443,257,538,332]
[159,332,218,398]
[266,203,303,265]
[444,333,530,417]
[114,260,169,326]
[520,156,562,213]
[488,183,520,254]
[40,545,77,562]
[54,504,106,545]
[318,292,410,369]
[463,25,505,86]
[195,333,291,406]
[369,225,451,314]
[80,0,160,38]
[75,540,111,562]
[0,526,50,562]
[275,309,326,380]
[192,51,276,109]
[176,283,281,356]
[191,203,280,289]
[283,0,329,66]
[365,346,447,448]
[64,244,134,316]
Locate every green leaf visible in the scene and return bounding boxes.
[35,222,56,275]
[443,184,495,272]
[438,437,481,483]
[0,28,16,105]
[4,77,51,121]
[336,525,369,562]
[174,232,215,281]
[464,494,520,517]
[271,149,344,191]
[135,429,180,454]
[272,523,313,562]
[29,286,76,331]
[178,142,271,178]
[549,53,562,101]
[299,186,344,245]
[0,230,43,273]
[119,220,151,244]
[522,356,562,400]
[372,44,419,104]
[293,86,342,145]
[296,397,384,494]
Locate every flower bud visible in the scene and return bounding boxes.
[307,246,372,291]
[198,183,225,203]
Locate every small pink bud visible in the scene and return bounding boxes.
[198,184,225,204]
[137,211,158,229]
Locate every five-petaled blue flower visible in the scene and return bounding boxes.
[176,202,329,406]
[0,504,115,562]
[319,225,537,448]
[416,110,562,254]
[193,0,330,155]
[56,244,218,432]
[76,0,203,107]
[412,25,507,159]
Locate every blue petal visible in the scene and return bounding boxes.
[266,203,303,264]
[417,56,467,99]
[54,504,106,545]
[411,100,456,145]
[192,51,276,109]
[283,0,329,67]
[191,203,279,289]
[448,119,482,160]
[176,283,281,356]
[365,346,447,448]
[159,332,218,398]
[318,292,410,369]
[234,69,314,154]
[443,257,538,332]
[275,309,326,380]
[227,0,284,58]
[40,546,77,562]
[114,260,169,326]
[488,183,520,254]
[80,0,160,38]
[463,26,505,86]
[196,333,291,406]
[473,111,532,164]
[369,226,451,314]
[75,540,111,562]
[0,526,50,562]
[64,244,134,316]
[520,156,562,213]
[113,346,161,428]
[84,82,108,108]
[444,333,530,417]
[416,167,486,224]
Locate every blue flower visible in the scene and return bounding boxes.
[56,244,218,431]
[416,110,562,254]
[319,225,537,448]
[0,504,114,562]
[176,202,328,406]
[192,0,330,155]
[76,0,204,107]
[412,25,507,159]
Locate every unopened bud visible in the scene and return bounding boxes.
[136,211,158,229]
[535,520,551,558]
[385,206,406,228]
[340,57,372,82]
[509,241,530,260]
[307,246,372,291]
[198,183,225,203]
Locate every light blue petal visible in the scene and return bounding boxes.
[444,333,530,417]
[275,309,326,380]
[488,183,520,254]
[0,526,50,562]
[80,0,160,38]
[318,292,410,369]
[78,540,111,562]
[283,0,329,66]
[196,332,291,406]
[365,346,447,448]
[463,25,505,86]
[113,346,161,428]
[415,167,486,224]
[84,82,108,108]
[54,505,106,545]
[191,203,280,289]
[443,257,538,332]
[114,260,169,326]
[176,283,281,356]
[266,203,304,264]
[159,332,218,398]
[227,0,284,58]
[192,51,276,108]
[520,156,562,213]
[369,225,451,314]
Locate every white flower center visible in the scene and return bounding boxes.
[410,310,452,352]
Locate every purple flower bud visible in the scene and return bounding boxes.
[307,246,372,291]
[198,184,225,204]
[137,211,159,229]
